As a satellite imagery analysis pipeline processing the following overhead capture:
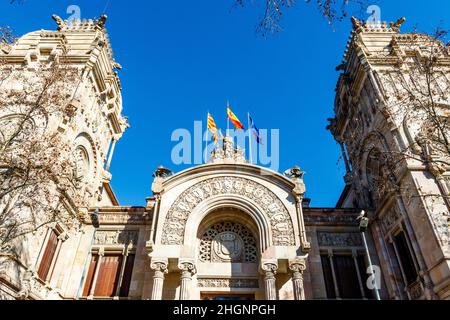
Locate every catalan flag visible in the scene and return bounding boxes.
[227,106,245,130]
[207,112,218,144]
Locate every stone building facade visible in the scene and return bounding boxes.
[0,16,448,300]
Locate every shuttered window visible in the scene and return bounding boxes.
[119,254,135,297]
[82,254,99,297]
[95,255,123,297]
[37,230,58,281]
[320,254,336,299]
[321,253,368,299]
[82,253,135,298]
[333,255,361,299]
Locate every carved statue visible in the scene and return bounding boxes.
[96,15,108,29]
[351,16,362,30]
[52,15,67,31]
[152,165,173,178]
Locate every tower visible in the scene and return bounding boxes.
[329,17,450,299]
[0,15,127,299]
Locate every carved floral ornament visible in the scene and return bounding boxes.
[317,232,363,247]
[94,230,139,246]
[197,278,259,289]
[160,177,295,246]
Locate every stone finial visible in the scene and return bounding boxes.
[151,165,173,194]
[152,165,173,178]
[284,166,306,195]
[284,165,304,179]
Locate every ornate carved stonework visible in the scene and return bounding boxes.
[381,206,402,232]
[317,232,363,247]
[94,230,139,245]
[199,221,257,263]
[161,177,295,246]
[197,278,259,288]
[213,232,243,262]
[98,213,146,224]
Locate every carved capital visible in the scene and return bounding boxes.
[150,260,168,273]
[289,259,307,274]
[178,261,196,278]
[261,262,278,279]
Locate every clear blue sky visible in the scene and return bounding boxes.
[1,0,449,207]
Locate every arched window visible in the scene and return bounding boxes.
[365,147,386,207]
[198,221,257,263]
[366,148,382,192]
[73,133,96,184]
[74,146,90,181]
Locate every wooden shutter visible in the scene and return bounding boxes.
[82,254,98,297]
[320,255,336,298]
[333,255,362,299]
[119,254,135,297]
[37,230,58,281]
[94,255,122,297]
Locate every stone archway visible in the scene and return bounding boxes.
[193,208,263,300]
[160,176,296,248]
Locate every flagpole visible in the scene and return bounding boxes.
[247,112,253,164]
[205,111,208,164]
[226,100,230,136]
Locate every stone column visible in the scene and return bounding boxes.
[262,263,278,300]
[289,260,306,300]
[150,260,168,300]
[178,261,196,300]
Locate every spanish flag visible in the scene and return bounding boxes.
[227,106,245,130]
[207,112,218,144]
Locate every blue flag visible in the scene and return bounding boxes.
[249,115,262,144]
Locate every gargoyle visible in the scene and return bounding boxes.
[390,17,406,31]
[351,16,362,30]
[96,15,108,29]
[52,14,67,31]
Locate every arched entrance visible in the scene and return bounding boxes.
[193,207,263,300]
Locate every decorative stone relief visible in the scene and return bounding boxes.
[98,213,146,224]
[161,177,295,246]
[381,206,402,232]
[317,232,363,247]
[94,230,139,245]
[197,278,259,288]
[199,221,257,263]
[408,280,424,300]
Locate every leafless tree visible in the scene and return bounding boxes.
[330,26,450,211]
[235,0,373,36]
[0,28,87,261]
